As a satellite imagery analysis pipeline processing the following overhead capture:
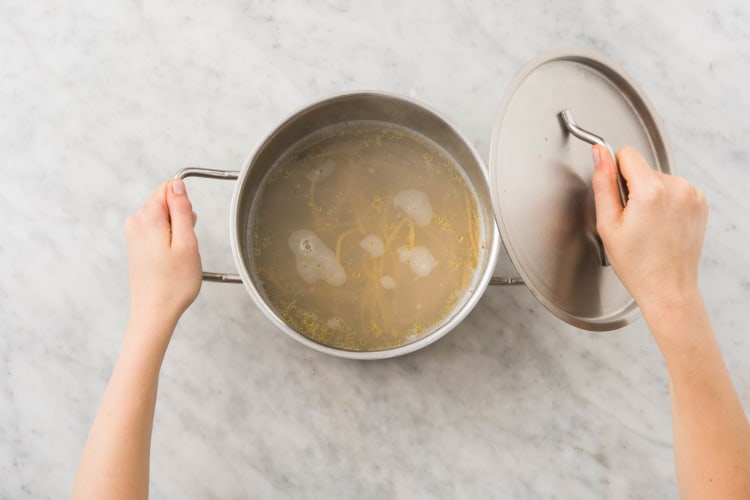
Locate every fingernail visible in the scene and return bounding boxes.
[592,146,602,165]
[172,179,185,195]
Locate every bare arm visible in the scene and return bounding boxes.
[592,145,750,499]
[72,179,202,499]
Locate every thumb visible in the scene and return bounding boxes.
[591,144,623,232]
[167,179,197,248]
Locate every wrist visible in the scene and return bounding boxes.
[129,296,182,325]
[639,286,714,362]
[126,303,180,347]
[637,285,703,323]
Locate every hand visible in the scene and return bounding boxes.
[124,179,202,326]
[592,146,709,315]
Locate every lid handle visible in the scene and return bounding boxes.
[559,109,628,206]
[559,109,629,266]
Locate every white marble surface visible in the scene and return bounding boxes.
[2,0,749,498]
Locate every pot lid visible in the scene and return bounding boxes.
[489,48,673,331]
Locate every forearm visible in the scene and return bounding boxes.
[643,291,750,500]
[72,311,176,500]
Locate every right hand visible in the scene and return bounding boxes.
[591,145,709,315]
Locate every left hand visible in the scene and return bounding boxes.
[124,179,202,325]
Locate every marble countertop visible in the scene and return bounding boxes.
[2,1,749,498]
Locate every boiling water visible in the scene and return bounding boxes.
[250,121,484,351]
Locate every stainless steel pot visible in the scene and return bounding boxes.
[176,91,517,359]
[176,48,672,359]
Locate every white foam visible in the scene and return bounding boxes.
[288,229,346,286]
[326,318,341,330]
[380,276,396,289]
[306,159,336,183]
[359,234,384,257]
[394,189,432,227]
[397,245,437,277]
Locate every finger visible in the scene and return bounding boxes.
[591,144,623,230]
[148,181,170,203]
[143,181,169,214]
[166,179,197,249]
[131,181,170,233]
[616,146,658,192]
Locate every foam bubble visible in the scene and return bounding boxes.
[397,245,437,277]
[306,159,336,183]
[380,276,396,289]
[299,237,314,256]
[359,234,384,257]
[326,318,341,330]
[288,229,347,286]
[394,189,432,226]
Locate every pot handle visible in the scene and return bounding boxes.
[489,276,524,285]
[488,243,525,286]
[174,168,243,284]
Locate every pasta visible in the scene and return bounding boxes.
[251,121,483,351]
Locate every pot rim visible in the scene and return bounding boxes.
[228,90,501,359]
